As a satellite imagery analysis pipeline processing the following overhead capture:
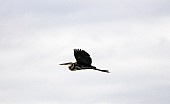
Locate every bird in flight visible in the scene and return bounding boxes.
[60,49,110,73]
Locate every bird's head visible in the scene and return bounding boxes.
[59,62,75,71]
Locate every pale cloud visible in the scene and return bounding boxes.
[0,0,170,104]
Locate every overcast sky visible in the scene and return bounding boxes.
[0,0,170,104]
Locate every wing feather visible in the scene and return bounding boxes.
[74,49,92,65]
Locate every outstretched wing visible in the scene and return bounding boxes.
[74,49,92,65]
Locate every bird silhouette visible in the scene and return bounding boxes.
[60,49,110,73]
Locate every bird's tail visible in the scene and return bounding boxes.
[92,66,110,73]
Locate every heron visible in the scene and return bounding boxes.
[60,49,110,73]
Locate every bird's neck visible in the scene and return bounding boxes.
[69,63,76,71]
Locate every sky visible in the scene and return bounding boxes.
[0,0,170,104]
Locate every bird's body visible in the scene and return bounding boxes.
[60,49,110,73]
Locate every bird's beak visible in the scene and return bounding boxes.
[59,62,71,65]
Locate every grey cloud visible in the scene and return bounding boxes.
[0,0,170,104]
